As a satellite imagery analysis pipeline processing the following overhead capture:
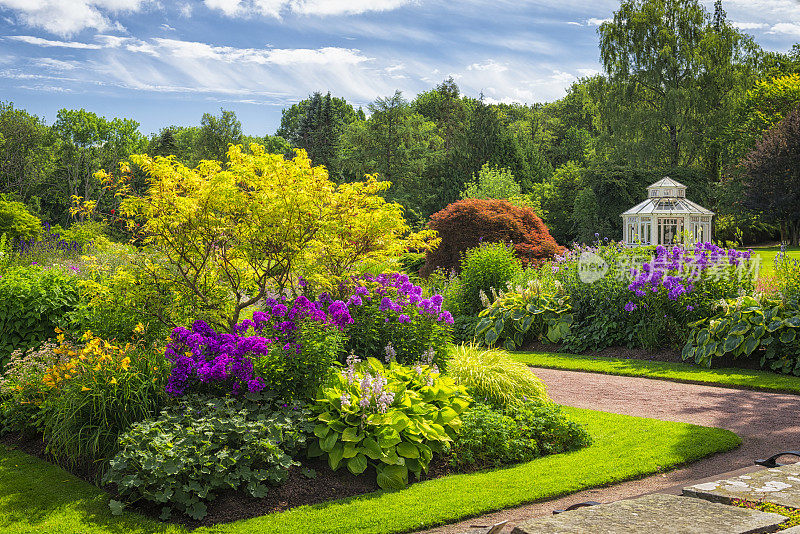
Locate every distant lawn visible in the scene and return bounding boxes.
[0,408,739,534]
[514,351,800,395]
[743,246,800,277]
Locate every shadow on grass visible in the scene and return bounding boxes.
[0,445,177,534]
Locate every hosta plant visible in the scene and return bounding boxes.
[309,355,471,490]
[682,296,800,374]
[475,280,573,350]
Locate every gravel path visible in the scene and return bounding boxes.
[418,367,800,534]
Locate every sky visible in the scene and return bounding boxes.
[1,0,799,137]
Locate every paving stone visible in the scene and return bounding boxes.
[684,464,800,509]
[511,493,786,534]
[779,527,800,534]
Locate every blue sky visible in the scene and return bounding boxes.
[1,0,799,136]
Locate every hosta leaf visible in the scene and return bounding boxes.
[484,328,499,345]
[341,426,361,442]
[320,431,338,452]
[786,315,800,328]
[328,442,344,470]
[376,464,408,490]
[396,442,419,459]
[723,334,744,354]
[361,437,382,460]
[729,321,751,335]
[767,320,783,333]
[347,453,368,475]
[780,329,797,344]
[743,335,760,356]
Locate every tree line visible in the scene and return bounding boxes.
[1,0,799,245]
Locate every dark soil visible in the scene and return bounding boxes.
[0,430,454,529]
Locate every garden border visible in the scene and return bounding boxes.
[0,407,739,534]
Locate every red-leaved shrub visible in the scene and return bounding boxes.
[420,199,563,276]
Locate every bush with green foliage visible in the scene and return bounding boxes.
[682,296,800,374]
[254,320,344,401]
[457,242,522,316]
[0,199,42,244]
[309,356,470,490]
[104,394,313,520]
[448,400,591,471]
[0,266,79,367]
[445,344,548,407]
[475,279,573,350]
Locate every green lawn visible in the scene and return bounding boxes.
[0,408,739,534]
[514,351,800,394]
[744,245,800,277]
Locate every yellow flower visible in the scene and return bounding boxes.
[93,364,102,371]
[133,323,145,335]
[109,377,118,385]
[81,386,91,391]
[54,327,63,334]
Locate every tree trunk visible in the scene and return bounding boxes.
[792,220,800,247]
[781,220,788,245]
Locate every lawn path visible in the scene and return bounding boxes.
[419,367,800,534]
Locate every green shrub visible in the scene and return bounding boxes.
[104,395,313,520]
[0,266,79,367]
[254,320,343,401]
[398,252,426,275]
[475,280,573,350]
[309,356,470,490]
[682,295,800,373]
[37,332,168,467]
[449,401,592,471]
[458,242,522,316]
[445,344,548,407]
[0,199,41,244]
[60,220,113,251]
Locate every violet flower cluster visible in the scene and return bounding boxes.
[166,296,352,397]
[165,320,270,397]
[346,272,454,325]
[627,243,752,302]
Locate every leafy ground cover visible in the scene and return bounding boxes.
[0,406,739,534]
[513,351,800,394]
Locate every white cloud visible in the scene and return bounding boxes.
[32,57,79,70]
[731,21,769,30]
[769,23,800,37]
[566,21,582,26]
[0,0,147,36]
[288,0,413,16]
[178,2,193,16]
[467,59,508,72]
[202,0,413,18]
[586,17,610,26]
[5,35,104,49]
[160,23,176,31]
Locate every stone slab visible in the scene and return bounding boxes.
[780,527,800,534]
[684,464,800,509]
[511,493,786,534]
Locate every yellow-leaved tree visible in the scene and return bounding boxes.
[95,144,436,331]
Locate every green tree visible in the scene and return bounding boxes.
[52,109,146,223]
[277,92,362,180]
[741,106,800,245]
[197,108,243,162]
[340,91,443,218]
[598,0,756,174]
[0,102,56,207]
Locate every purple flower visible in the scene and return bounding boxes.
[624,301,638,312]
[398,314,411,323]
